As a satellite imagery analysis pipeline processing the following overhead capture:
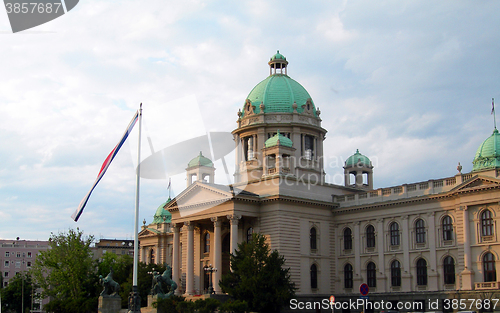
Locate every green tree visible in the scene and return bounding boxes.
[219,233,295,313]
[121,262,167,307]
[31,228,99,313]
[1,272,34,313]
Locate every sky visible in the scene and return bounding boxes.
[1,0,499,241]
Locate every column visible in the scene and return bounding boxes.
[211,217,222,293]
[353,221,362,286]
[427,212,439,290]
[172,225,181,295]
[184,221,194,295]
[461,206,474,290]
[401,215,411,291]
[227,215,241,255]
[376,218,386,292]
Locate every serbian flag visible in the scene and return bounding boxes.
[492,98,495,115]
[72,111,139,222]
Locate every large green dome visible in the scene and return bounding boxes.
[345,149,372,168]
[472,128,500,172]
[242,52,316,117]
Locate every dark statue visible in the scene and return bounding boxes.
[151,264,177,299]
[99,267,120,297]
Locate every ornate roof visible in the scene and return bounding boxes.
[265,130,293,148]
[345,149,372,168]
[472,128,500,172]
[187,152,214,168]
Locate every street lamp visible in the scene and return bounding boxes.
[203,264,217,295]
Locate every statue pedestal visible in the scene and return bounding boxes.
[147,295,157,308]
[98,296,121,313]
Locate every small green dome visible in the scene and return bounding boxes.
[472,128,500,171]
[187,152,213,168]
[265,130,293,148]
[345,149,371,167]
[271,50,286,61]
[152,198,172,224]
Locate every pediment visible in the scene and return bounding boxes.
[138,228,160,237]
[166,182,234,215]
[450,175,500,193]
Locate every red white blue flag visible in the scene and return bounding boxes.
[72,111,140,222]
[492,98,495,115]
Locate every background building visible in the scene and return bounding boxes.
[139,52,500,311]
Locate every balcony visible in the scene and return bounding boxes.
[475,282,500,290]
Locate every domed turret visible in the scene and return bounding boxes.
[186,152,215,187]
[152,198,172,224]
[233,52,326,184]
[344,149,374,190]
[472,128,500,172]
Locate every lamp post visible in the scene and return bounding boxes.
[203,264,217,295]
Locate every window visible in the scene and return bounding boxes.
[484,252,496,282]
[4,260,9,267]
[442,216,453,241]
[310,227,317,250]
[5,252,9,257]
[149,249,155,264]
[443,256,455,285]
[390,222,400,246]
[310,264,318,289]
[27,261,31,268]
[4,272,8,277]
[27,252,32,258]
[15,261,21,268]
[415,219,425,243]
[416,258,427,285]
[246,227,253,243]
[204,233,210,254]
[391,260,401,286]
[367,262,376,287]
[304,135,314,160]
[482,210,494,237]
[16,252,21,258]
[344,228,352,250]
[366,225,375,248]
[344,264,353,288]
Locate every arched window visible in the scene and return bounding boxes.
[204,232,210,254]
[310,227,317,250]
[442,216,453,241]
[482,210,494,237]
[366,225,375,248]
[416,258,427,285]
[484,252,496,282]
[415,219,425,243]
[390,222,400,246]
[310,264,318,289]
[344,228,352,250]
[367,262,376,287]
[344,263,353,289]
[443,256,455,285]
[391,260,401,287]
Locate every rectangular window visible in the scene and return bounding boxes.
[27,252,32,258]
[4,260,9,267]
[4,272,8,277]
[5,252,9,257]
[16,252,21,258]
[15,261,21,268]
[27,261,32,267]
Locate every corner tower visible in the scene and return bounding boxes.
[232,51,327,184]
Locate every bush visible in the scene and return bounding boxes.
[153,295,186,313]
[219,299,249,313]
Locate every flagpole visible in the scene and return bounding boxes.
[493,98,497,130]
[129,103,142,313]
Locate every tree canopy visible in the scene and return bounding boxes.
[31,228,99,313]
[219,233,295,313]
[0,272,35,313]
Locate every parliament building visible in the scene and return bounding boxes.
[138,52,500,312]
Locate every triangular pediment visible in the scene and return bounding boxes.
[450,175,500,193]
[166,182,234,214]
[138,227,160,237]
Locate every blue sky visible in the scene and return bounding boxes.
[1,0,499,240]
